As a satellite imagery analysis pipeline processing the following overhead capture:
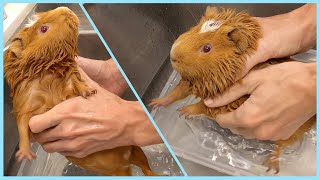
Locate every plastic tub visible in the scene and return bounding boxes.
[151,50,317,176]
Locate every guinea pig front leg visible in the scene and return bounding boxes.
[71,73,97,98]
[177,100,209,119]
[149,80,191,108]
[263,141,284,174]
[16,114,36,162]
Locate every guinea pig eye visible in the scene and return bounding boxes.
[40,25,49,33]
[201,44,212,53]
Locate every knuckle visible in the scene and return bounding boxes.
[60,130,70,138]
[240,107,263,128]
[69,141,83,152]
[60,125,76,139]
[254,128,273,140]
[43,145,54,153]
[215,116,228,128]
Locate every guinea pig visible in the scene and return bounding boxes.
[4,7,158,176]
[150,7,316,174]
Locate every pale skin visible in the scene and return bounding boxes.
[29,57,162,158]
[204,4,316,141]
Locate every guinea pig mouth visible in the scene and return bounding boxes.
[170,59,177,63]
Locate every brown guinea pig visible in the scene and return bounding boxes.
[4,7,158,176]
[150,7,316,174]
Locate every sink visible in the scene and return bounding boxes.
[83,3,306,176]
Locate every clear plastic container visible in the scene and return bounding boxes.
[17,143,183,176]
[151,50,317,176]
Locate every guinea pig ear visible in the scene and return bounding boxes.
[4,38,23,61]
[205,6,219,17]
[225,26,248,54]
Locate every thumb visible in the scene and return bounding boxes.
[29,105,65,133]
[204,80,251,108]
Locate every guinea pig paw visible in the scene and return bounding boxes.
[81,88,97,98]
[177,107,194,120]
[90,89,97,95]
[149,98,170,108]
[263,155,280,174]
[15,149,36,162]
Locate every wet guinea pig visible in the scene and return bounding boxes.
[4,7,158,176]
[150,7,316,174]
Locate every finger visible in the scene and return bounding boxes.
[204,80,250,108]
[215,98,258,129]
[235,127,255,139]
[29,110,64,133]
[42,139,74,153]
[236,39,270,81]
[60,151,76,157]
[33,125,64,144]
[60,151,87,158]
[253,123,277,141]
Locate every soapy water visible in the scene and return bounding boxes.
[151,68,316,176]
[17,143,183,176]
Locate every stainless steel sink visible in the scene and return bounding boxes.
[83,3,304,175]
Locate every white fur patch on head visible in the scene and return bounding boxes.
[25,14,39,28]
[200,19,223,33]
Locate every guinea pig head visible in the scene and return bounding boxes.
[4,7,79,91]
[170,7,262,98]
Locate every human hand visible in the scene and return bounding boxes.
[238,4,316,80]
[29,68,161,158]
[76,56,128,96]
[205,62,316,141]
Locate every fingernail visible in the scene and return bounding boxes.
[204,99,214,106]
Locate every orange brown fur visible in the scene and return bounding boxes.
[150,7,316,173]
[4,7,157,176]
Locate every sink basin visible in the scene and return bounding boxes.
[83,3,307,176]
[4,3,180,176]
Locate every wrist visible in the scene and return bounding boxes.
[125,101,162,147]
[256,4,315,61]
[287,4,316,52]
[105,59,129,93]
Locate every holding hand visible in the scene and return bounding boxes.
[205,4,316,141]
[205,62,316,141]
[29,62,162,158]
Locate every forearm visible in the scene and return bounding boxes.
[105,59,129,92]
[76,56,128,95]
[256,4,316,61]
[288,4,316,52]
[125,101,163,147]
